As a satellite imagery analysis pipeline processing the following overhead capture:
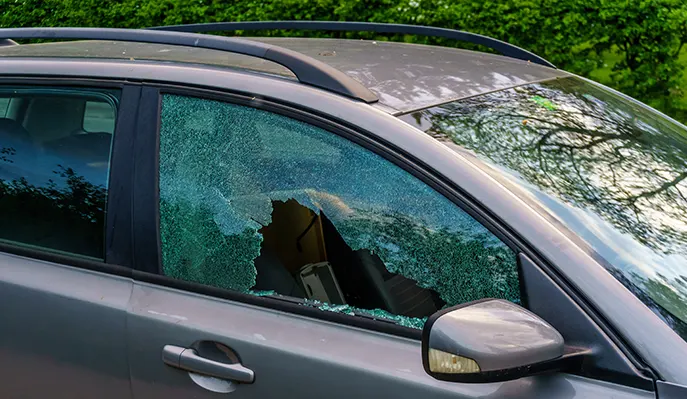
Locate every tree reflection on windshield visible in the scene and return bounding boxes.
[403,77,687,338]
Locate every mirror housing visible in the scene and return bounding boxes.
[422,299,583,383]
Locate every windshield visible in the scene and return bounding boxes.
[400,76,687,340]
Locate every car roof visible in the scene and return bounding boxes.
[253,38,569,113]
[0,37,569,114]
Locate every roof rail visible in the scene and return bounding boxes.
[149,21,556,68]
[0,27,378,103]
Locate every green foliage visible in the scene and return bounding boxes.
[2,0,687,122]
[595,0,687,122]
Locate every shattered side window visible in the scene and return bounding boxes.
[158,94,520,328]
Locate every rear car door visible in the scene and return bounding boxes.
[0,81,138,398]
[126,87,656,398]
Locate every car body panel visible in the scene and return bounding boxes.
[0,252,132,398]
[250,37,569,113]
[657,381,687,399]
[0,57,684,384]
[127,281,654,399]
[0,38,569,113]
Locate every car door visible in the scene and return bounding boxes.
[0,81,138,398]
[126,87,656,399]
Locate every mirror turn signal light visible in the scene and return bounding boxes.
[428,349,480,374]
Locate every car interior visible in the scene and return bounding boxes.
[0,90,116,169]
[254,199,445,318]
[0,89,117,257]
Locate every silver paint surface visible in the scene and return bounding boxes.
[0,252,132,398]
[128,280,652,398]
[250,37,568,113]
[429,300,564,371]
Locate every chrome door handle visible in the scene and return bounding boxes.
[162,345,255,384]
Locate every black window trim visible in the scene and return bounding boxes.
[132,86,161,274]
[133,82,655,386]
[0,76,138,275]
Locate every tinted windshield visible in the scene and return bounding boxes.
[400,76,687,340]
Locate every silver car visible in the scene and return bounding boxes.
[0,22,685,399]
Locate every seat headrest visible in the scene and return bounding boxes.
[0,118,30,142]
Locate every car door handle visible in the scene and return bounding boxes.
[162,345,255,384]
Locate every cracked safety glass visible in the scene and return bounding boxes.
[159,94,520,328]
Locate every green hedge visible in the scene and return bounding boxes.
[2,0,687,122]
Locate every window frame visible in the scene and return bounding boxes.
[0,77,140,275]
[136,84,527,328]
[132,83,655,389]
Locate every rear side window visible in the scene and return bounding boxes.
[0,86,119,259]
[158,94,520,329]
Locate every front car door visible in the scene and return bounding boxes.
[125,82,656,398]
[0,80,138,398]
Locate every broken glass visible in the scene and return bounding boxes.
[303,299,427,330]
[159,94,520,325]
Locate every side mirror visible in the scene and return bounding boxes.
[422,299,583,383]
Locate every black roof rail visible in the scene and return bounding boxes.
[149,21,556,69]
[0,27,378,103]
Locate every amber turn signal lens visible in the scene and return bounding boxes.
[428,349,480,374]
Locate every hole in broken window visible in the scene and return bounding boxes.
[253,200,446,322]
